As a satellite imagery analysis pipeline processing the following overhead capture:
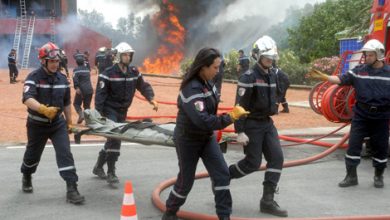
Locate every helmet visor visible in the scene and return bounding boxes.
[46,49,60,60]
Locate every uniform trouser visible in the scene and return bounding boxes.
[8,64,18,80]
[73,93,93,113]
[345,116,389,169]
[100,107,127,162]
[278,91,287,105]
[229,118,284,187]
[20,118,78,182]
[165,130,232,218]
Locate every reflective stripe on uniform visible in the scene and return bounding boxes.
[172,189,186,199]
[106,149,120,153]
[372,157,388,163]
[234,163,247,176]
[58,166,75,172]
[238,82,277,88]
[179,91,213,103]
[214,185,230,191]
[346,154,361,160]
[99,74,140,82]
[23,162,39,168]
[36,84,69,89]
[266,168,282,173]
[348,70,390,81]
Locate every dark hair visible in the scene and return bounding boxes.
[180,47,221,90]
[238,49,244,53]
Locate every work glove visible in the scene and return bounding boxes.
[228,105,250,122]
[150,100,159,111]
[236,132,249,146]
[67,122,74,134]
[37,104,60,120]
[306,69,329,81]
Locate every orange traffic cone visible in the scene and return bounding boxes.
[120,181,137,220]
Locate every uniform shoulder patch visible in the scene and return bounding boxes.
[99,81,105,89]
[194,100,205,112]
[238,87,246,96]
[23,85,30,93]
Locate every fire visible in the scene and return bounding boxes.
[140,0,185,75]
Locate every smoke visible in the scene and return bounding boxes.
[56,15,82,44]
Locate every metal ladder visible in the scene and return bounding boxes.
[50,16,56,43]
[21,16,36,69]
[19,0,27,30]
[12,17,22,54]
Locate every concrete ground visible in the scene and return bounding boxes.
[0,131,389,220]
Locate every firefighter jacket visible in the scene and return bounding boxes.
[73,65,93,95]
[23,67,71,121]
[234,64,278,133]
[339,64,390,119]
[95,64,154,113]
[239,55,250,72]
[274,67,290,95]
[8,52,16,65]
[176,76,233,136]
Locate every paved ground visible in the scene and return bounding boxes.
[0,136,389,220]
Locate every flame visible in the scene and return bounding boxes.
[140,0,185,75]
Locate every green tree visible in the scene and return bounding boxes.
[288,0,371,63]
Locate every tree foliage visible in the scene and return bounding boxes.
[287,0,372,63]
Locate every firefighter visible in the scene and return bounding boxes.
[83,50,91,70]
[228,36,288,217]
[237,49,250,76]
[95,47,106,74]
[307,39,390,188]
[273,62,290,113]
[73,49,84,64]
[72,55,93,124]
[59,49,69,77]
[162,47,249,220]
[213,55,225,96]
[8,48,18,83]
[93,42,158,187]
[20,42,85,204]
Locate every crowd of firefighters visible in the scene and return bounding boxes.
[5,33,390,219]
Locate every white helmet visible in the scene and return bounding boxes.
[115,42,135,63]
[253,35,278,60]
[98,47,106,52]
[360,39,385,61]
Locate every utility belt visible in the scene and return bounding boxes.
[247,115,270,121]
[357,102,390,113]
[176,126,213,140]
[28,113,59,123]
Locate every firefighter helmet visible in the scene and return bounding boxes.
[253,35,278,60]
[360,39,385,61]
[38,42,60,60]
[114,42,135,63]
[98,47,106,52]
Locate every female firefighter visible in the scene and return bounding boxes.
[228,36,288,217]
[162,48,249,220]
[307,39,390,188]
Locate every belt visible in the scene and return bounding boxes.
[28,114,57,123]
[357,102,390,113]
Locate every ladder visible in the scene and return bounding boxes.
[50,16,56,43]
[21,16,36,69]
[12,17,22,54]
[19,0,27,30]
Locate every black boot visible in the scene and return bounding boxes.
[66,182,85,204]
[219,217,230,220]
[338,166,358,187]
[374,168,385,188]
[22,174,33,193]
[280,103,289,113]
[92,152,107,179]
[10,77,15,84]
[162,210,178,220]
[107,161,119,186]
[260,185,288,217]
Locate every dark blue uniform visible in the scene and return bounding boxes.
[165,76,233,218]
[274,68,290,107]
[73,65,93,113]
[21,67,78,182]
[8,52,18,83]
[95,52,106,74]
[229,64,284,188]
[95,64,154,162]
[339,64,390,169]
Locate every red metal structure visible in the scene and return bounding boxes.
[309,0,390,122]
[0,0,112,68]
